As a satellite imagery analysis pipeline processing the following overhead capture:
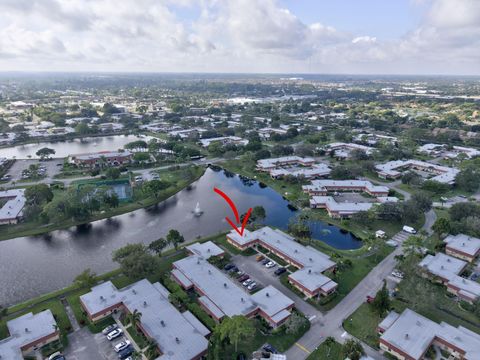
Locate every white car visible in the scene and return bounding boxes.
[114,339,131,352]
[265,261,276,268]
[243,279,253,287]
[102,323,118,335]
[391,270,404,279]
[107,328,123,341]
[247,282,257,290]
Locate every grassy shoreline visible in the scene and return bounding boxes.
[0,166,205,241]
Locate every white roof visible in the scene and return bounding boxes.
[326,142,374,155]
[80,279,209,360]
[199,136,248,147]
[0,189,26,221]
[0,310,57,360]
[228,227,337,293]
[418,253,467,281]
[380,309,480,360]
[71,150,132,160]
[375,160,459,184]
[186,241,224,259]
[270,164,331,178]
[303,179,389,194]
[444,234,480,258]
[310,196,375,214]
[173,255,293,320]
[257,156,314,169]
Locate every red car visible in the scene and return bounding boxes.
[366,296,375,304]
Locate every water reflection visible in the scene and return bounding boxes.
[0,168,361,305]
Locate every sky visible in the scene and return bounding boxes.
[0,0,479,75]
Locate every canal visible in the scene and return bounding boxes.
[0,167,361,305]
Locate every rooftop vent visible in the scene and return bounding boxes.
[132,289,136,295]
[207,248,211,252]
[208,270,211,274]
[405,333,409,339]
[266,292,270,297]
[224,283,227,288]
[24,328,29,333]
[160,320,165,327]
[100,296,105,301]
[241,298,244,303]
[309,257,313,262]
[143,301,147,307]
[462,243,465,247]
[308,269,312,274]
[197,259,200,264]
[447,258,451,262]
[175,337,180,344]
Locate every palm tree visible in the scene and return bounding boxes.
[128,309,142,330]
[144,339,158,358]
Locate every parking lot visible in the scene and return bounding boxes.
[3,159,63,183]
[65,325,133,360]
[230,252,319,318]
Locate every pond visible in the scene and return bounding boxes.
[0,134,153,159]
[0,167,361,305]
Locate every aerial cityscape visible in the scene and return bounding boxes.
[0,1,479,360]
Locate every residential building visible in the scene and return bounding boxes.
[302,180,390,197]
[0,310,60,359]
[172,241,295,327]
[418,143,480,159]
[444,234,480,263]
[69,150,132,168]
[199,136,249,148]
[0,189,26,225]
[419,253,480,303]
[226,227,338,298]
[257,156,331,179]
[375,160,460,184]
[168,128,206,139]
[258,127,288,140]
[80,279,209,360]
[325,142,375,158]
[353,133,398,146]
[378,308,480,360]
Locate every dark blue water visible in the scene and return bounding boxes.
[0,167,360,305]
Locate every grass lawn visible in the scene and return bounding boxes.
[343,303,382,349]
[307,340,345,360]
[127,326,148,348]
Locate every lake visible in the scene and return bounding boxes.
[0,134,153,159]
[0,168,361,305]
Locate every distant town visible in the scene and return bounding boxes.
[0,73,479,360]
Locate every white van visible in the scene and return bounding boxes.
[402,225,416,234]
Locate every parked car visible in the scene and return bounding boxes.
[224,263,235,271]
[366,295,375,304]
[0,175,11,181]
[237,270,245,276]
[256,255,264,262]
[262,258,270,265]
[265,261,276,268]
[402,225,416,234]
[48,352,65,360]
[114,339,131,352]
[118,345,134,359]
[243,279,254,287]
[274,267,286,276]
[263,344,278,354]
[229,266,239,273]
[102,323,118,335]
[247,282,257,291]
[391,270,404,279]
[238,274,249,282]
[107,329,123,341]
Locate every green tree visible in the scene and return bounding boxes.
[284,312,307,334]
[251,206,266,223]
[148,238,168,256]
[75,122,91,135]
[25,184,54,205]
[403,235,423,257]
[36,147,56,160]
[128,309,142,329]
[216,315,255,352]
[103,192,119,208]
[343,339,364,360]
[112,244,158,279]
[456,168,480,193]
[74,268,97,288]
[432,217,451,238]
[144,180,169,198]
[105,167,121,179]
[371,280,390,316]
[166,229,184,250]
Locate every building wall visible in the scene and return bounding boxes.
[20,331,60,355]
[445,247,476,263]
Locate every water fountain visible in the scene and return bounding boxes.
[193,202,203,217]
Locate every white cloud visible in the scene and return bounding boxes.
[0,0,478,74]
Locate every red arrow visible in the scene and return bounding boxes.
[214,187,252,236]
